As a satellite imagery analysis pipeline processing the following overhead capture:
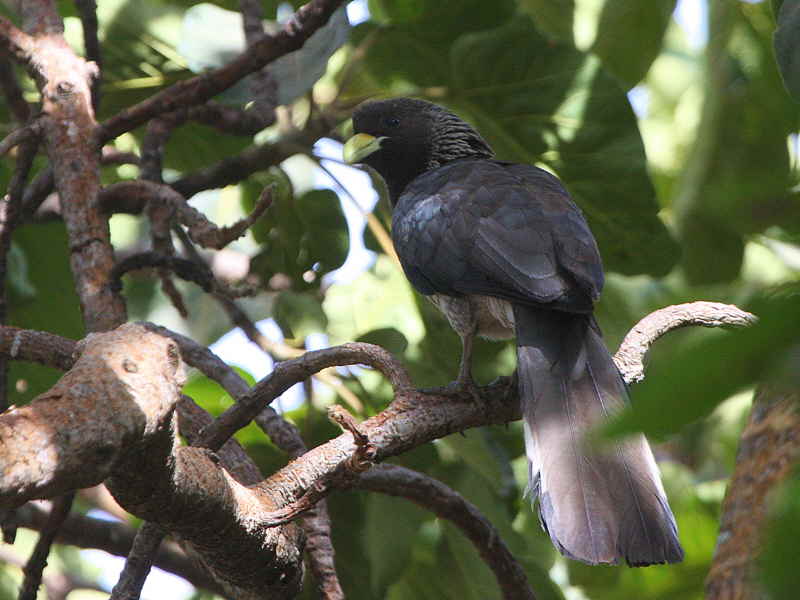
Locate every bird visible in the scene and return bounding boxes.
[343,97,684,567]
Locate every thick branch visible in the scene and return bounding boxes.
[11,0,125,331]
[0,324,306,598]
[705,385,800,599]
[0,324,183,506]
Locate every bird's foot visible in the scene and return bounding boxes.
[419,377,482,402]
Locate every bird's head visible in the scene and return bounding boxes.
[344,98,493,204]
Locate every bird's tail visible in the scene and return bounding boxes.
[513,304,683,566]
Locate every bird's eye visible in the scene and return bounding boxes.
[384,117,400,128]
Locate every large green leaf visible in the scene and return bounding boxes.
[520,0,677,87]
[774,0,800,100]
[364,492,429,596]
[350,0,516,94]
[8,223,84,405]
[250,188,347,289]
[675,1,800,283]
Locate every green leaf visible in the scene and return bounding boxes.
[8,223,84,405]
[240,167,294,244]
[350,0,516,94]
[675,1,800,283]
[774,0,800,101]
[295,189,349,277]
[273,290,328,340]
[517,0,576,41]
[520,0,677,87]
[156,120,251,173]
[364,492,429,596]
[356,327,409,355]
[591,0,676,86]
[7,242,36,299]
[604,296,800,439]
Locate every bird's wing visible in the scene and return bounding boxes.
[392,159,603,312]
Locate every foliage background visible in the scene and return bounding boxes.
[1,0,799,598]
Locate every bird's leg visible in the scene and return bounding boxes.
[420,329,482,401]
[455,329,476,389]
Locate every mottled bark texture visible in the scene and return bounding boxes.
[705,386,800,600]
[0,324,304,598]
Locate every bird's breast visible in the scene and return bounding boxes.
[430,293,515,341]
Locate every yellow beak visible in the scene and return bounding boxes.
[343,133,386,164]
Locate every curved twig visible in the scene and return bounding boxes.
[614,301,756,384]
[19,493,75,600]
[200,341,414,451]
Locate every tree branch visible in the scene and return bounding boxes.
[0,300,754,597]
[10,0,125,332]
[357,464,536,600]
[705,384,800,599]
[614,301,756,384]
[73,0,101,108]
[19,493,75,600]
[14,502,221,593]
[109,522,166,600]
[96,0,344,142]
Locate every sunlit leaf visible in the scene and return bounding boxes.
[520,0,677,87]
[356,327,409,356]
[364,492,429,596]
[273,290,328,339]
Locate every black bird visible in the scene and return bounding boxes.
[343,98,683,567]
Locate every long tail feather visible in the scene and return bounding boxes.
[514,305,683,566]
